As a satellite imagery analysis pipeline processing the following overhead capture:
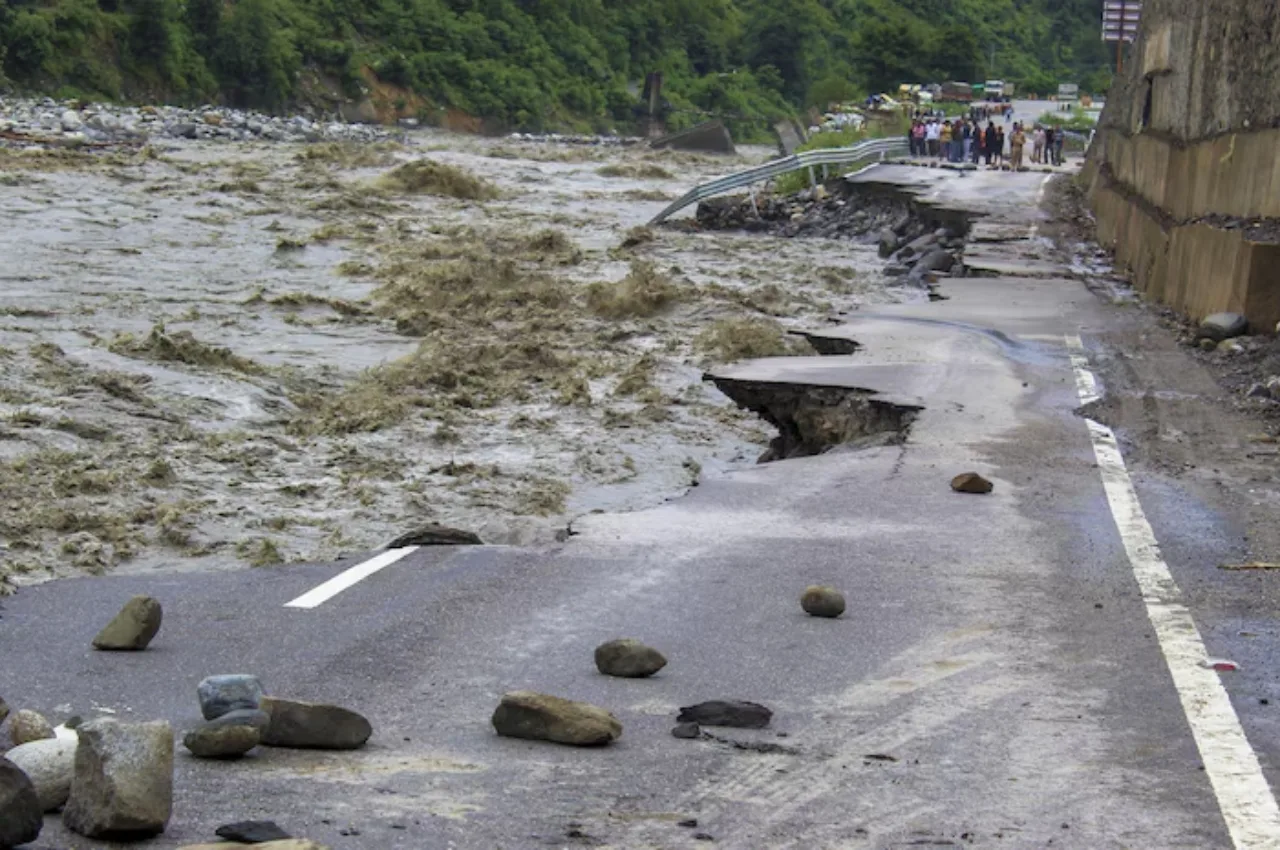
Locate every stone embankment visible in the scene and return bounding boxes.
[1084,0,1280,333]
[0,97,392,146]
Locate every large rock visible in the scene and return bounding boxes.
[63,718,174,838]
[951,472,994,494]
[594,639,668,678]
[198,674,264,720]
[877,228,899,258]
[260,698,371,750]
[60,110,83,132]
[5,737,76,811]
[491,692,622,746]
[1198,312,1248,342]
[216,820,291,842]
[183,723,260,759]
[677,700,772,729]
[180,842,327,850]
[92,595,162,651]
[8,709,54,746]
[0,757,42,848]
[800,586,846,618]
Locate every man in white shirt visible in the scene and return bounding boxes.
[925,120,941,158]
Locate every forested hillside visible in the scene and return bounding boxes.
[0,0,1113,133]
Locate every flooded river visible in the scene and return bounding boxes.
[0,130,913,587]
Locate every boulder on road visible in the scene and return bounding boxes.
[5,736,76,811]
[1197,312,1247,342]
[594,639,668,678]
[0,757,42,848]
[491,692,622,746]
[183,723,260,759]
[198,674,264,720]
[216,820,291,842]
[180,842,327,850]
[92,595,162,651]
[671,722,702,739]
[260,698,371,750]
[63,718,174,838]
[8,709,55,746]
[677,700,772,729]
[800,586,846,618]
[951,472,994,494]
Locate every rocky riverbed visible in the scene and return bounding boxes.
[0,108,928,588]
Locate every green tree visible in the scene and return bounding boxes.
[215,0,299,108]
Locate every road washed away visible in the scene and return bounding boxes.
[0,125,935,587]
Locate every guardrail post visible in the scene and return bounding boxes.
[807,166,816,188]
[748,188,760,219]
[821,163,829,181]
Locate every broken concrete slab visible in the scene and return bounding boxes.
[650,120,735,155]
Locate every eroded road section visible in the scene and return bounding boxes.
[6,162,1280,849]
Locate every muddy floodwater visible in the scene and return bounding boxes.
[0,131,916,587]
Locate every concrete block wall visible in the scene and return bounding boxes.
[1087,0,1280,331]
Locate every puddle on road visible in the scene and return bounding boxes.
[0,133,918,585]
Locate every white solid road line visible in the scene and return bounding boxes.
[284,546,420,609]
[1066,334,1280,849]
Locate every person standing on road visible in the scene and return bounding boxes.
[971,121,983,163]
[983,120,997,165]
[1044,126,1056,166]
[926,119,940,158]
[1053,128,1065,165]
[994,124,1006,167]
[962,120,973,163]
[939,120,953,161]
[1009,123,1026,170]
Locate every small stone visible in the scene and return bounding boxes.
[594,639,668,678]
[1218,338,1244,354]
[216,820,291,842]
[9,709,55,745]
[1247,383,1272,399]
[800,586,846,618]
[60,110,83,132]
[677,700,772,729]
[92,595,162,650]
[1198,312,1247,342]
[678,818,699,828]
[695,833,715,841]
[951,472,994,494]
[492,691,621,746]
[5,736,76,811]
[202,112,222,126]
[0,758,42,848]
[671,722,701,739]
[183,723,260,759]
[1199,337,1218,351]
[64,718,174,838]
[260,697,371,750]
[198,674,265,720]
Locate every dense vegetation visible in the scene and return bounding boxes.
[0,0,1114,134]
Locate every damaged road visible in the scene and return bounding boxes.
[6,160,1280,850]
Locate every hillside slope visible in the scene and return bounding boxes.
[0,0,1113,133]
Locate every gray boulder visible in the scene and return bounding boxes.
[198,674,264,720]
[92,595,162,651]
[677,700,772,729]
[8,709,54,746]
[594,639,668,678]
[260,698,371,750]
[877,228,899,258]
[183,723,260,760]
[800,586,846,618]
[60,110,83,132]
[1198,312,1248,342]
[913,249,956,274]
[491,691,622,746]
[63,719,174,838]
[0,758,42,848]
[5,737,76,811]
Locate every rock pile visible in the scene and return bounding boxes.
[695,189,925,243]
[0,96,392,147]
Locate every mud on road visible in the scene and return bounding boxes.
[0,133,924,587]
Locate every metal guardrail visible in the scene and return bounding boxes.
[649,137,909,225]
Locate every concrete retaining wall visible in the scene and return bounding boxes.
[1086,0,1280,331]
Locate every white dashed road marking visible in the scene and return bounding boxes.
[1067,334,1280,849]
[284,546,419,609]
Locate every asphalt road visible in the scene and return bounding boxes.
[4,164,1280,850]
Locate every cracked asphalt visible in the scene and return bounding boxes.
[5,159,1280,850]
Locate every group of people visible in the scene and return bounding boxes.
[907,117,1066,169]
